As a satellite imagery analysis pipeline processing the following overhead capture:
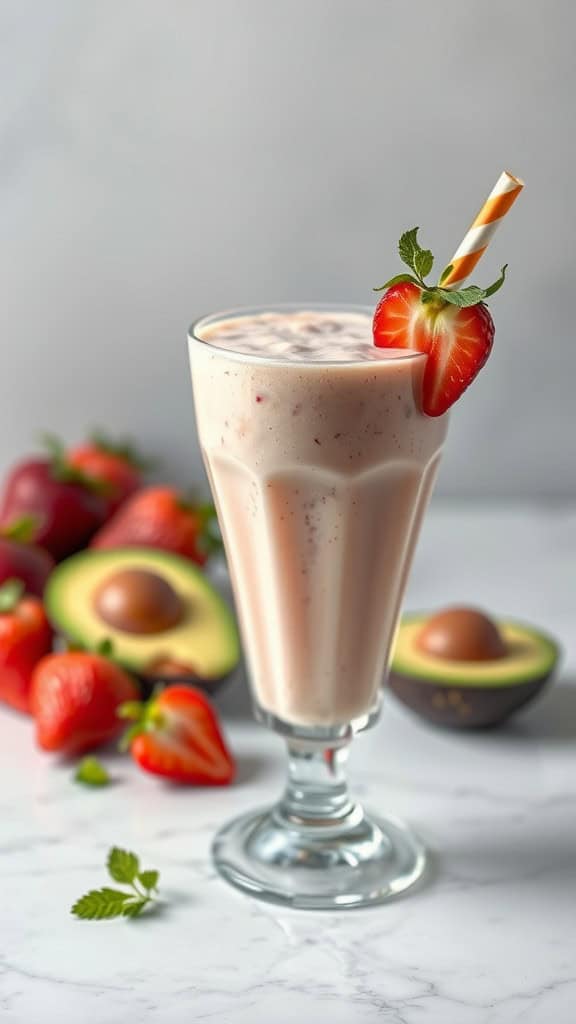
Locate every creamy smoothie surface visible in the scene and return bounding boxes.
[192,310,448,727]
[201,310,394,362]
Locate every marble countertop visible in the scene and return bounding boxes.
[2,501,575,1024]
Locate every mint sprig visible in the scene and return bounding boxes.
[374,227,508,309]
[71,847,160,920]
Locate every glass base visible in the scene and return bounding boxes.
[212,803,427,910]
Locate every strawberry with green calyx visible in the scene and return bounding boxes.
[0,437,109,561]
[0,517,55,597]
[0,579,53,713]
[90,486,222,565]
[118,684,235,785]
[373,228,508,416]
[68,432,157,516]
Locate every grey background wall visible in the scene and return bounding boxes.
[1,0,573,497]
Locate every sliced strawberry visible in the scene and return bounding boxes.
[31,652,139,754]
[421,301,494,416]
[373,282,433,355]
[120,685,234,785]
[373,281,494,416]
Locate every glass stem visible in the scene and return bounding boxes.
[276,742,359,828]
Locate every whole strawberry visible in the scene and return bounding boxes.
[0,518,55,597]
[68,433,153,517]
[0,579,53,713]
[373,228,507,416]
[90,487,220,565]
[31,650,138,754]
[0,438,108,560]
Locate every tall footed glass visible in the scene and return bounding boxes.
[189,304,448,909]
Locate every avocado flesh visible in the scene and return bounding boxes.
[392,616,559,688]
[46,547,240,679]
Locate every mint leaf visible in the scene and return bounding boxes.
[414,247,433,281]
[0,579,25,614]
[373,273,422,292]
[484,264,508,299]
[439,264,454,285]
[398,227,421,273]
[107,848,139,884]
[440,286,486,308]
[75,757,110,787]
[138,870,159,893]
[71,888,132,920]
[122,898,149,918]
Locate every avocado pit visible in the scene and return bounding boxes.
[93,568,184,635]
[416,606,507,662]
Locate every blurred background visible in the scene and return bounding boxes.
[1,0,574,498]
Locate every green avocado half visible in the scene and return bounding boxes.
[389,614,560,729]
[46,547,240,682]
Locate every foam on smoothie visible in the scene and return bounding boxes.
[200,311,407,363]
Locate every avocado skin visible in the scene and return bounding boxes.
[388,671,553,729]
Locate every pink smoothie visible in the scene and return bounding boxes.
[190,310,448,727]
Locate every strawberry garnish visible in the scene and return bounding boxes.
[119,685,235,785]
[373,228,507,416]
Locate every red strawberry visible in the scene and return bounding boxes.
[372,227,508,416]
[0,518,55,597]
[90,487,219,566]
[0,580,53,713]
[0,448,108,561]
[68,434,152,516]
[120,685,234,785]
[31,651,138,754]
[373,282,494,416]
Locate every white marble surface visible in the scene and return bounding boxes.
[1,502,575,1024]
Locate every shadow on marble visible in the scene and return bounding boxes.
[448,825,576,895]
[234,753,270,785]
[500,679,576,744]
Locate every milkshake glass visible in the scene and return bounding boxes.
[188,304,448,908]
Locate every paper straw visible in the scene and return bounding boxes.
[441,171,524,289]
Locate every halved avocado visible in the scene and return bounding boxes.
[46,547,240,683]
[389,611,560,729]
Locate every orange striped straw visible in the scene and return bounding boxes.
[442,171,524,289]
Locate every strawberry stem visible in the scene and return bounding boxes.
[0,578,25,614]
[89,431,159,473]
[0,515,39,544]
[40,433,113,495]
